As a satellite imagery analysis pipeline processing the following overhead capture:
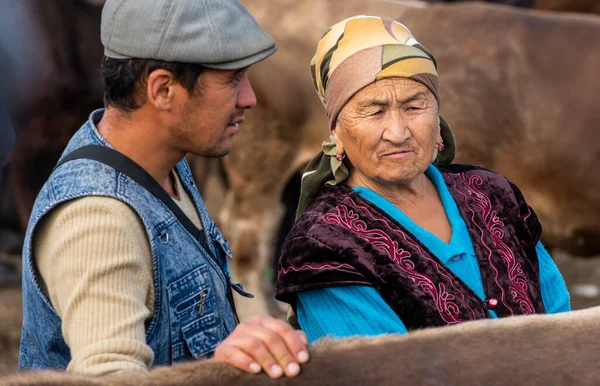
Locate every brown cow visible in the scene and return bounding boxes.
[535,0,600,13]
[5,1,598,229]
[2,306,599,385]
[5,0,600,320]
[423,0,600,14]
[8,0,105,228]
[218,0,600,318]
[5,0,598,229]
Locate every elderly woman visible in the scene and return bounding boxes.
[275,16,570,342]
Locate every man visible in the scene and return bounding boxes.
[19,0,308,379]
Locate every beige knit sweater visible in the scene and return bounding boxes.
[35,172,202,376]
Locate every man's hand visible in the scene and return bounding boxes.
[213,315,310,378]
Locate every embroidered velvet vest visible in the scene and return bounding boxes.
[276,164,545,330]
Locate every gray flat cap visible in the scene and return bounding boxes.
[101,0,276,69]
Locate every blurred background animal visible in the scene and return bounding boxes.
[423,0,600,13]
[1,0,599,327]
[7,0,105,230]
[227,0,600,318]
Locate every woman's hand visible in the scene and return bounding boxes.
[213,315,310,378]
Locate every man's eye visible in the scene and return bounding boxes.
[406,106,421,112]
[230,72,245,84]
[370,110,383,116]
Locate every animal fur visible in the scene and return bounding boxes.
[3,306,600,385]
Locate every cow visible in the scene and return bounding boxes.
[6,0,106,229]
[216,0,600,319]
[3,0,233,229]
[425,0,535,8]
[423,0,600,14]
[5,0,600,321]
[4,0,598,229]
[1,305,599,385]
[535,0,600,13]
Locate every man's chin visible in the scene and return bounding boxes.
[208,148,232,158]
[190,145,232,159]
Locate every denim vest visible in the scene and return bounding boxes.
[19,109,241,370]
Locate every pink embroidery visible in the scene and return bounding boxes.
[400,233,478,320]
[279,261,356,274]
[455,173,536,315]
[523,206,532,221]
[451,178,510,313]
[323,202,467,324]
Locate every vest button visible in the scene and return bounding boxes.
[159,230,169,244]
[485,298,499,309]
[450,254,461,262]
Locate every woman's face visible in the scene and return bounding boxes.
[333,78,441,188]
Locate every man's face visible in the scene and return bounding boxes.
[173,67,257,158]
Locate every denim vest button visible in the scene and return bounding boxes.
[159,230,169,244]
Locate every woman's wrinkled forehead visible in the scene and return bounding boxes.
[339,78,438,120]
[354,78,435,104]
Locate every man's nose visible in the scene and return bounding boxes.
[237,74,257,109]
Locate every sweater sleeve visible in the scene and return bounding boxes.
[536,242,571,314]
[35,196,155,375]
[296,285,408,343]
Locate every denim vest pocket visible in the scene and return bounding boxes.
[181,313,224,359]
[167,265,224,362]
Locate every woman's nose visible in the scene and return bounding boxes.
[382,112,410,144]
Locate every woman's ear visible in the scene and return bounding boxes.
[436,115,443,143]
[431,116,443,163]
[331,124,345,155]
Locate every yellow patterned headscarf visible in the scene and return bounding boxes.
[297,16,456,218]
[311,16,454,156]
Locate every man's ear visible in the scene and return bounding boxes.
[146,69,177,111]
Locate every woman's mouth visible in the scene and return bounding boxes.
[381,150,414,159]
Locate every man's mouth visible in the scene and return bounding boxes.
[225,118,244,137]
[227,116,245,129]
